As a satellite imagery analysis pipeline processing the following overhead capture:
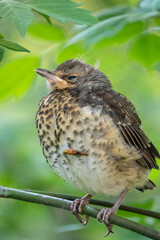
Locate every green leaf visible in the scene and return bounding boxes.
[140,0,160,10]
[65,6,159,48]
[0,56,39,100]
[28,22,65,41]
[152,60,160,71]
[25,0,97,25]
[35,11,52,24]
[111,21,144,44]
[95,5,130,21]
[86,18,127,46]
[96,21,144,47]
[0,0,34,37]
[0,33,4,39]
[0,48,4,62]
[65,15,127,47]
[144,26,160,33]
[129,33,160,67]
[127,8,159,22]
[0,39,30,52]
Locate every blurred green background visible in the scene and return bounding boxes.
[0,0,160,239]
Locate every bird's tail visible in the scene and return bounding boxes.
[136,179,156,192]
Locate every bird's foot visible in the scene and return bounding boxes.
[97,208,115,237]
[71,194,91,225]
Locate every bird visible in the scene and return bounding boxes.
[35,59,160,236]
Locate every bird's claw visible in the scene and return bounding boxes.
[71,196,90,225]
[97,208,115,237]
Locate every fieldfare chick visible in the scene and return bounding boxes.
[35,59,160,236]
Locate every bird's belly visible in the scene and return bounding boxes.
[45,107,148,196]
[50,151,127,195]
[49,147,148,196]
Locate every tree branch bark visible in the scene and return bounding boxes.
[30,190,160,220]
[0,186,160,240]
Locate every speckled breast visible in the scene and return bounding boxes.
[36,91,148,195]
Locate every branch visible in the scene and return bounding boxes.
[0,186,160,240]
[30,190,160,220]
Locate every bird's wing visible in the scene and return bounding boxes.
[96,88,160,169]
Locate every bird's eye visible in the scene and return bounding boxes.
[68,76,77,80]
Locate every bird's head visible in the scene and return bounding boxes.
[35,59,112,92]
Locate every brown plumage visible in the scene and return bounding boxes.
[35,59,159,236]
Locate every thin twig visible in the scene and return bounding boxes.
[0,186,160,239]
[30,190,160,220]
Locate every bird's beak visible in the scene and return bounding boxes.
[35,68,69,89]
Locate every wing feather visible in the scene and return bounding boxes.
[95,88,160,169]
